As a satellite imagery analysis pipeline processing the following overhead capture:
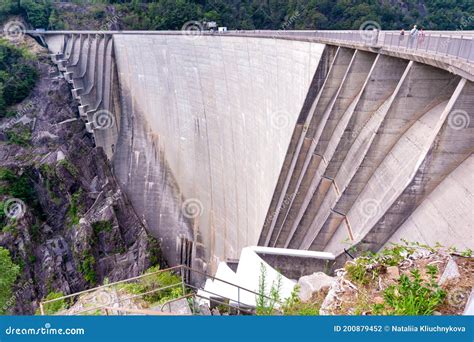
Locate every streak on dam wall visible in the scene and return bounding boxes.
[108,35,324,270]
[43,31,473,273]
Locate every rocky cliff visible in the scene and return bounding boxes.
[0,36,163,314]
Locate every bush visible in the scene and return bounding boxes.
[0,40,38,118]
[117,266,183,305]
[79,251,97,285]
[0,247,20,314]
[5,124,31,146]
[41,291,67,315]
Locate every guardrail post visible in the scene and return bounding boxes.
[237,287,241,315]
[435,34,441,53]
[456,36,463,59]
[181,267,186,295]
[39,302,45,316]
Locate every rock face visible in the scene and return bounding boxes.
[438,258,461,285]
[0,40,163,314]
[297,272,336,303]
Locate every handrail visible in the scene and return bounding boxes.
[159,293,194,312]
[56,282,183,316]
[102,306,178,316]
[181,265,276,301]
[40,265,182,305]
[39,264,281,315]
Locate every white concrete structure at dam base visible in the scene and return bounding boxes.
[40,30,474,274]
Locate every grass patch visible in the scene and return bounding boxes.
[282,286,319,316]
[5,124,31,146]
[345,242,417,286]
[38,291,68,315]
[117,266,183,305]
[373,266,446,315]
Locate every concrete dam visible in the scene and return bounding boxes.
[40,30,473,273]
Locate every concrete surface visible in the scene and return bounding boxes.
[43,31,474,274]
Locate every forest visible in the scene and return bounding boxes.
[1,0,473,32]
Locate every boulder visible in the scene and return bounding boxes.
[438,258,461,285]
[297,272,336,303]
[463,289,474,315]
[386,266,400,280]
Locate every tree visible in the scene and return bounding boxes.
[0,247,20,314]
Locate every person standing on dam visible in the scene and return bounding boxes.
[408,24,418,48]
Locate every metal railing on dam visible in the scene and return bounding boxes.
[30,29,474,80]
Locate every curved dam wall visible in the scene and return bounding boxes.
[112,35,325,270]
[260,47,474,265]
[44,31,473,274]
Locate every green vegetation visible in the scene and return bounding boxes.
[117,266,183,305]
[57,159,79,177]
[0,247,20,314]
[40,291,68,315]
[345,243,417,286]
[92,220,113,234]
[282,286,319,316]
[5,124,31,146]
[2,1,473,33]
[0,168,37,223]
[373,267,446,315]
[0,0,51,28]
[79,250,97,286]
[255,263,282,315]
[0,39,38,118]
[67,189,83,227]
